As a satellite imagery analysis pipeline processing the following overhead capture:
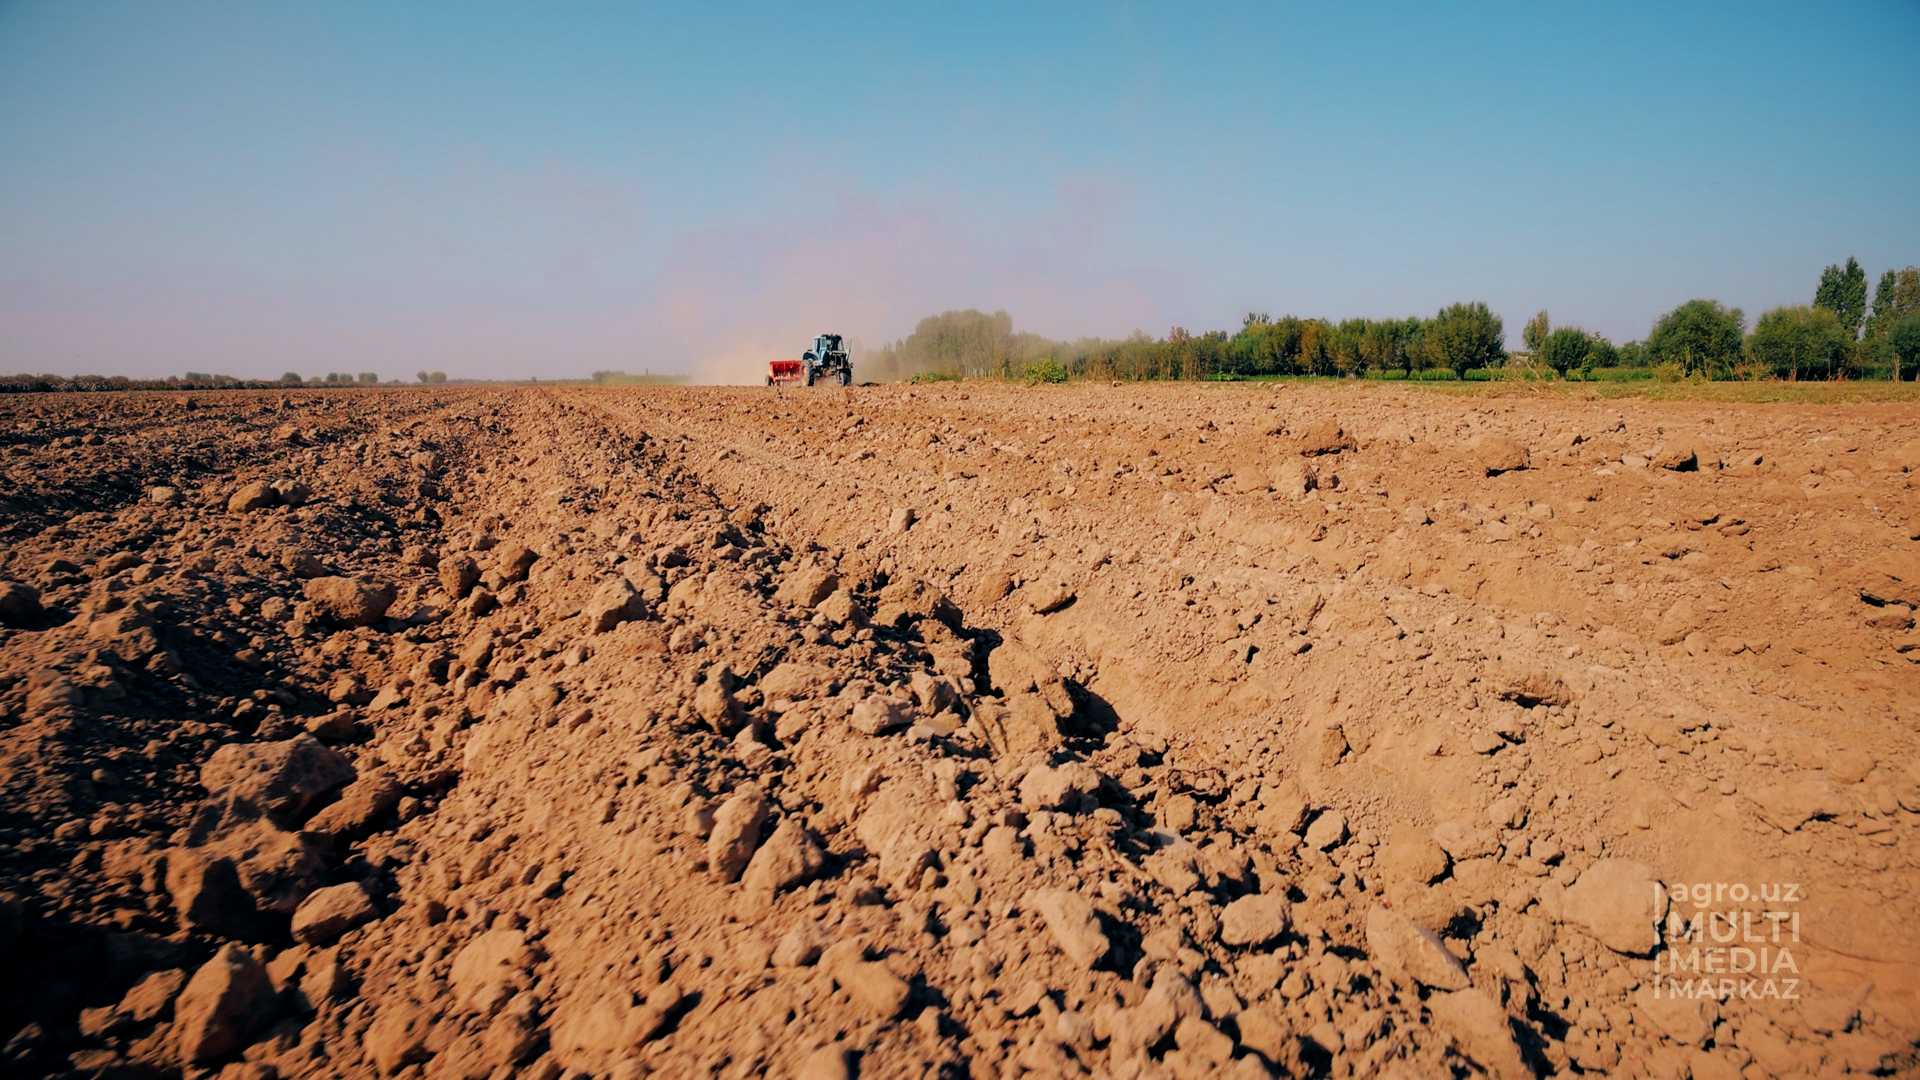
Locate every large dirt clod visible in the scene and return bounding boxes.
[301,576,396,627]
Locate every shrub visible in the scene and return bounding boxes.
[1024,358,1068,385]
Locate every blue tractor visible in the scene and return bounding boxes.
[802,333,853,386]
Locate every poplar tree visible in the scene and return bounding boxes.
[1522,311,1550,353]
[1814,257,1867,340]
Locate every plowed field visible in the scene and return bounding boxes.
[2,382,1918,1079]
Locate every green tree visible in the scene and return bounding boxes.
[1232,316,1306,375]
[358,372,378,384]
[1867,267,1920,339]
[912,309,1007,378]
[1868,270,1897,339]
[1899,268,1920,318]
[280,372,302,384]
[1424,302,1506,377]
[1331,319,1368,376]
[1540,326,1600,376]
[1359,318,1417,374]
[864,308,1069,381]
[1814,256,1868,340]
[1298,319,1335,375]
[1747,305,1851,381]
[1522,310,1550,353]
[1886,314,1920,382]
[1647,299,1744,377]
[1195,330,1228,380]
[1401,317,1431,372]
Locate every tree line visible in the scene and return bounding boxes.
[1523,260,1920,382]
[0,371,403,394]
[868,305,1509,383]
[873,259,1920,384]
[865,310,1068,382]
[0,373,366,394]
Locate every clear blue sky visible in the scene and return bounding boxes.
[3,1,1916,382]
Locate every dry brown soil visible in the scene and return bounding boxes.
[2,382,1919,1080]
